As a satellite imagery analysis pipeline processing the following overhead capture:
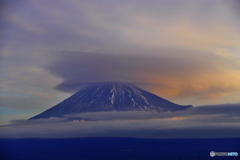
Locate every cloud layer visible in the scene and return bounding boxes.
[1,104,240,139]
[48,51,240,102]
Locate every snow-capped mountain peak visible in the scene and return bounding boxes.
[30,82,192,119]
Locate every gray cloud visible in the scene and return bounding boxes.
[48,50,212,89]
[47,51,240,101]
[0,104,239,139]
[63,103,240,122]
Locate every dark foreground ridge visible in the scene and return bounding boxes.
[30,82,192,119]
[0,138,239,160]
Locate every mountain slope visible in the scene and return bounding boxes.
[30,82,192,119]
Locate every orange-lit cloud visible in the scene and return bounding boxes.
[48,51,240,105]
[154,117,188,121]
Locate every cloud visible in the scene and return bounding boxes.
[69,0,240,54]
[63,103,240,122]
[0,104,240,139]
[47,51,240,102]
[63,111,190,121]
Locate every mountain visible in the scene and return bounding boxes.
[30,82,192,119]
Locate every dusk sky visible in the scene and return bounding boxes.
[1,0,240,125]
